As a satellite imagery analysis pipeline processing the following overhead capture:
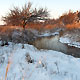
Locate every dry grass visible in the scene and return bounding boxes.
[5,50,14,80]
[0,22,80,32]
[0,26,22,33]
[66,23,80,29]
[5,61,11,80]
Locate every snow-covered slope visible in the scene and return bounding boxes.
[60,37,80,48]
[0,43,80,80]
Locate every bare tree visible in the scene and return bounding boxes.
[2,2,49,48]
[21,7,49,30]
[59,11,75,25]
[2,2,49,28]
[2,7,22,26]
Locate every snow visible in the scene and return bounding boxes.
[60,37,80,48]
[39,32,59,37]
[0,42,80,80]
[60,37,71,44]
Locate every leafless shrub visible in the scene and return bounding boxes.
[59,11,75,25]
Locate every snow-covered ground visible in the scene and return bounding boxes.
[39,32,59,37]
[0,42,80,80]
[60,37,80,48]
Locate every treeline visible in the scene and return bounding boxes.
[2,2,80,30]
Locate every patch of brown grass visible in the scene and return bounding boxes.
[66,23,80,29]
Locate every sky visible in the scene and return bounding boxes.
[0,0,80,25]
